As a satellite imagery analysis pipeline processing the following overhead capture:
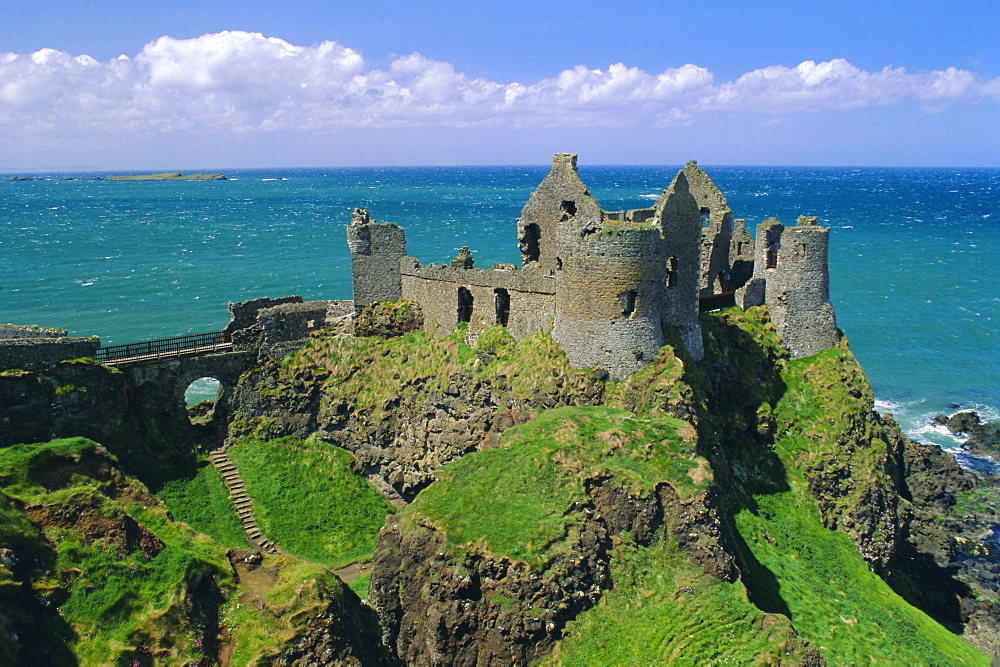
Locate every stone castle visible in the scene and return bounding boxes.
[348,153,838,379]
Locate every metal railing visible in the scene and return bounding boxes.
[96,330,231,365]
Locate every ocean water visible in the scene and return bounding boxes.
[2,166,998,462]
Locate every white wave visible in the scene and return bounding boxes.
[639,193,658,198]
[874,398,905,414]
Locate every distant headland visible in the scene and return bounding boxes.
[5,172,228,182]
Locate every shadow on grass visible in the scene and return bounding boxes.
[694,311,795,620]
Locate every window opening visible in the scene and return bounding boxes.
[766,244,779,269]
[185,376,221,425]
[666,256,678,287]
[494,288,510,326]
[700,207,711,227]
[520,223,541,263]
[457,287,474,323]
[622,290,637,318]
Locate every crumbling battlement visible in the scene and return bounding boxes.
[0,335,101,371]
[347,154,838,376]
[0,323,102,370]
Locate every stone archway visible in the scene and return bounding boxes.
[184,376,222,425]
[120,351,253,449]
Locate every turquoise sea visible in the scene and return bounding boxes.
[2,165,998,466]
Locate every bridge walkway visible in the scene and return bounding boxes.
[96,331,233,366]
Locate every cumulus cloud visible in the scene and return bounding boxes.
[0,31,996,136]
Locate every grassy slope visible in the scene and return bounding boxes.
[708,309,987,665]
[154,460,250,549]
[402,405,816,663]
[264,325,597,427]
[0,438,233,665]
[545,541,804,666]
[406,406,704,568]
[223,556,342,664]
[228,437,394,568]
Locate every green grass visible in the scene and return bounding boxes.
[545,539,812,666]
[0,437,105,497]
[269,327,600,430]
[223,556,329,665]
[734,491,985,665]
[154,461,250,549]
[714,316,987,665]
[348,571,372,600]
[0,438,234,665]
[404,406,706,569]
[228,438,394,567]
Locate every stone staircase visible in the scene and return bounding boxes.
[208,448,281,555]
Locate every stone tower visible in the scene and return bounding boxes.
[517,153,603,274]
[552,224,668,380]
[654,171,706,361]
[743,215,838,359]
[346,208,406,312]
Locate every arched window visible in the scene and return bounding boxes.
[184,376,221,425]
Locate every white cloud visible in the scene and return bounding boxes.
[0,31,996,136]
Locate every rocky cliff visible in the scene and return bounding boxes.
[225,303,992,663]
[1,302,995,663]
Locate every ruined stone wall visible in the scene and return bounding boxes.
[736,218,783,310]
[229,300,329,358]
[223,296,303,344]
[347,210,405,311]
[655,172,704,360]
[0,324,68,339]
[667,161,734,295]
[766,216,839,359]
[401,260,555,339]
[552,226,666,379]
[728,218,755,291]
[0,336,101,371]
[517,153,603,273]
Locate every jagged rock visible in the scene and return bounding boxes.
[354,300,424,339]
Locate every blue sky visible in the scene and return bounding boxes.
[1,0,997,169]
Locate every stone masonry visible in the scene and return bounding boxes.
[347,153,839,375]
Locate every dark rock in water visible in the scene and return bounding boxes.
[947,411,981,435]
[967,423,1000,460]
[938,410,1000,462]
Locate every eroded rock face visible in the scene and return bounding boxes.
[369,481,732,666]
[26,496,164,557]
[230,350,605,501]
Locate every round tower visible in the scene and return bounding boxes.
[767,216,838,359]
[552,224,666,380]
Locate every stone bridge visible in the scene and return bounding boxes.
[117,349,255,437]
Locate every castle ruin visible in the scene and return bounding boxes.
[348,154,838,378]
